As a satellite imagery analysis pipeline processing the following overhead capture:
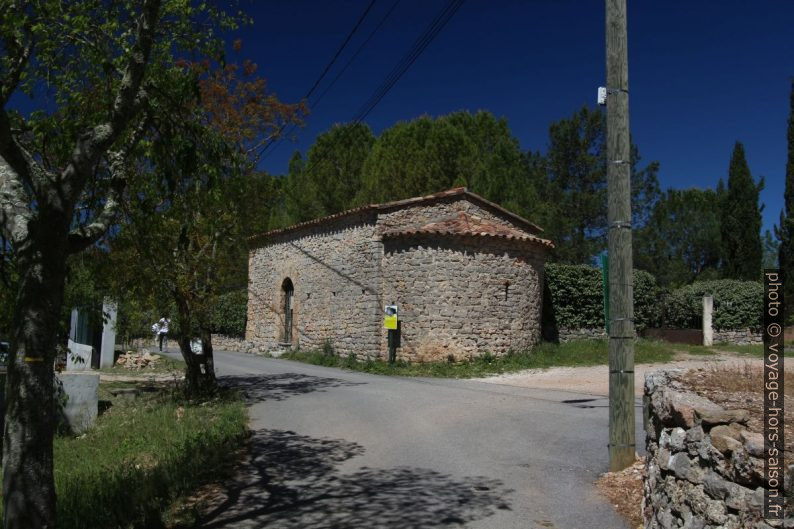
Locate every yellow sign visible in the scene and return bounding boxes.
[383,314,398,330]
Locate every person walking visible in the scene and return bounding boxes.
[157,316,170,352]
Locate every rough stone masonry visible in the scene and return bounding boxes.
[643,370,793,529]
[245,188,553,361]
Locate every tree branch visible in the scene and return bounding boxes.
[66,152,125,254]
[60,0,161,199]
[0,154,31,244]
[0,3,32,108]
[67,114,149,254]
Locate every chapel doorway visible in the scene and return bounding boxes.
[282,278,294,343]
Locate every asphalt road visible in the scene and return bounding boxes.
[193,350,645,529]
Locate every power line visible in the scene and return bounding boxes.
[261,0,466,216]
[301,0,465,176]
[262,0,404,161]
[352,0,464,124]
[304,0,379,101]
[311,0,404,110]
[258,0,379,158]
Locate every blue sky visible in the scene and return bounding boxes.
[236,0,793,234]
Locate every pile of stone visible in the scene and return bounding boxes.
[115,351,160,370]
[643,370,792,529]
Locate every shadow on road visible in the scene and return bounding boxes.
[197,429,512,528]
[220,373,365,403]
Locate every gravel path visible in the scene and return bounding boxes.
[471,354,765,397]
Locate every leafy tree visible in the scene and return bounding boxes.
[634,188,722,286]
[357,114,475,203]
[0,2,240,524]
[762,229,780,269]
[281,151,321,224]
[777,81,794,323]
[539,106,660,263]
[285,122,374,221]
[352,110,552,224]
[439,111,540,216]
[109,57,302,394]
[719,142,764,280]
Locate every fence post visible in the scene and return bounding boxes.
[702,295,713,346]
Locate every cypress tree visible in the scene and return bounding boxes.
[776,81,794,322]
[720,142,763,280]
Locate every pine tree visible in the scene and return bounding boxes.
[720,142,764,280]
[776,81,794,322]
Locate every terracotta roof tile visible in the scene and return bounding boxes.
[248,187,549,247]
[382,211,554,249]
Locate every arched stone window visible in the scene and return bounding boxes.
[282,278,294,343]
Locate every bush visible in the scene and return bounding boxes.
[662,280,763,331]
[634,269,662,330]
[544,263,661,335]
[210,289,247,337]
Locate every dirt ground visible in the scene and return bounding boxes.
[472,352,765,397]
[594,457,646,529]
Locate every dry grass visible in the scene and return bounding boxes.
[681,362,794,462]
[595,456,646,529]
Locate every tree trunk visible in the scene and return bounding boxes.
[173,298,216,396]
[3,225,69,529]
[199,329,216,383]
[177,336,216,396]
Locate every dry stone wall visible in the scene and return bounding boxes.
[210,334,256,353]
[713,329,762,345]
[557,327,607,342]
[381,234,545,361]
[643,370,791,529]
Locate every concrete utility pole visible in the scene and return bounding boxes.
[606,0,635,472]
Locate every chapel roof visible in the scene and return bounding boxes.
[248,187,550,248]
[382,210,555,248]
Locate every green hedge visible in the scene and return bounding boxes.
[544,263,661,333]
[210,289,247,337]
[662,280,763,331]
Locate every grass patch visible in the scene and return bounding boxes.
[656,342,715,356]
[280,339,680,379]
[1,381,248,529]
[712,342,765,356]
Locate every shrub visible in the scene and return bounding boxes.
[662,280,763,331]
[210,289,247,337]
[544,263,661,335]
[634,269,662,330]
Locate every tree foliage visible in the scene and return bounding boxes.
[537,106,660,263]
[0,2,246,525]
[108,55,302,394]
[357,114,478,203]
[634,188,722,287]
[777,81,794,323]
[719,142,764,280]
[284,122,374,222]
